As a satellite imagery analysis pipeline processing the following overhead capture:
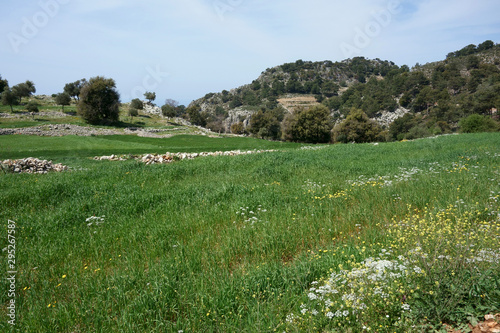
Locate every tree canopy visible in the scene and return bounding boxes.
[77,76,120,124]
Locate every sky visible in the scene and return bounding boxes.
[1,0,499,106]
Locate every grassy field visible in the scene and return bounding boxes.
[0,133,499,332]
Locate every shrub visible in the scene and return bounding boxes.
[406,124,431,140]
[230,122,245,134]
[128,107,139,118]
[26,101,39,113]
[77,76,120,124]
[332,108,383,143]
[459,114,498,133]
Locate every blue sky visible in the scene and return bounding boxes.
[1,0,499,106]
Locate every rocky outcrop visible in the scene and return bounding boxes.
[142,103,162,116]
[223,109,254,132]
[1,158,68,174]
[373,108,409,128]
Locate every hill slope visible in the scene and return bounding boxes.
[189,40,500,137]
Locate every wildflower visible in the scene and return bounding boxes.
[308,292,318,300]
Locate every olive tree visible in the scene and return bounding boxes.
[55,92,71,112]
[77,76,120,124]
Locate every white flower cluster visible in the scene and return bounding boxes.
[465,249,500,264]
[302,179,327,191]
[234,206,268,228]
[86,215,105,227]
[299,254,419,320]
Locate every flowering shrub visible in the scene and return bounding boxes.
[288,203,500,332]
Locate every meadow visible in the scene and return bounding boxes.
[0,133,499,332]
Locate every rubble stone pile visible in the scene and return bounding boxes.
[94,150,277,164]
[1,158,68,174]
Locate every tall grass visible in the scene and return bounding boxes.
[0,133,499,332]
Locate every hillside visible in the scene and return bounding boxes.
[190,40,500,138]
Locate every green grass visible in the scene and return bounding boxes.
[0,133,499,332]
[0,135,301,161]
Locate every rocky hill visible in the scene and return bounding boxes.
[189,40,500,137]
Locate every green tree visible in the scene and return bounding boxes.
[54,92,71,112]
[130,98,144,110]
[388,113,417,140]
[161,104,176,117]
[186,105,206,126]
[1,89,17,112]
[12,80,36,103]
[144,91,156,104]
[229,96,243,109]
[0,75,8,96]
[249,109,281,140]
[284,105,332,143]
[64,79,86,101]
[77,76,120,124]
[332,108,383,143]
[321,81,340,97]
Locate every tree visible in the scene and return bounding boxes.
[186,105,207,126]
[64,79,86,101]
[164,99,179,107]
[332,108,383,143]
[130,98,144,110]
[283,105,332,143]
[0,75,8,96]
[144,91,156,104]
[161,104,176,118]
[249,109,281,140]
[12,80,36,103]
[388,113,417,140]
[54,92,71,112]
[77,76,120,124]
[229,96,243,108]
[1,89,17,112]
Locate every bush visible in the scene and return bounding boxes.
[230,122,245,134]
[332,108,383,143]
[406,124,431,140]
[128,107,139,118]
[77,77,120,124]
[26,101,39,113]
[459,114,498,133]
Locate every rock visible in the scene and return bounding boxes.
[1,158,68,174]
